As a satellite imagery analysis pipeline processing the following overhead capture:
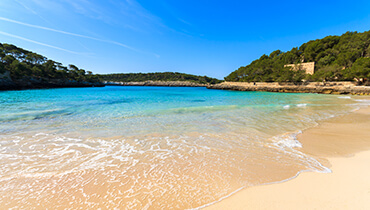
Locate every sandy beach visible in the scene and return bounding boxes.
[206,103,370,210]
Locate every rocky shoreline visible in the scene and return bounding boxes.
[105,81,208,87]
[3,75,370,95]
[207,82,370,95]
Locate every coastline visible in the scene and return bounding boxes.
[3,79,370,94]
[205,100,370,210]
[104,80,209,87]
[207,81,370,95]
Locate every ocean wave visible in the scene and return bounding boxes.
[354,99,370,105]
[268,132,331,177]
[296,103,307,107]
[271,131,303,149]
[164,105,239,114]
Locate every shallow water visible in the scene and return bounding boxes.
[0,86,367,209]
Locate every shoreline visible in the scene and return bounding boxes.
[207,81,370,95]
[3,80,370,94]
[104,80,209,87]
[205,100,370,209]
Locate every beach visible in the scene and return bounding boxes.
[1,1,370,209]
[1,87,369,209]
[206,103,370,210]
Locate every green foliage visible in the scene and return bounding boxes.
[99,72,222,84]
[310,64,345,81]
[348,57,370,84]
[225,30,370,84]
[0,43,219,85]
[0,43,100,83]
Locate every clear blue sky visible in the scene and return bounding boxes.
[1,0,369,79]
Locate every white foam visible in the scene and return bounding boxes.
[272,131,303,149]
[338,96,351,99]
[296,103,307,107]
[283,105,290,109]
[269,131,331,174]
[354,99,370,105]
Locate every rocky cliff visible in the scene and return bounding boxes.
[207,82,370,95]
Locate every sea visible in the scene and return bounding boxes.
[0,86,367,209]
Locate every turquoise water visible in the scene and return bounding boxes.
[0,86,366,209]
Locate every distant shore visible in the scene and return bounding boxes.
[3,78,370,94]
[206,103,370,210]
[105,80,208,87]
[207,81,370,95]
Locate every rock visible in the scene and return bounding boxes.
[207,82,370,95]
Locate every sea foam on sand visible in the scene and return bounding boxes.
[206,105,370,210]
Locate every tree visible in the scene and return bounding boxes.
[349,57,370,84]
[225,30,370,83]
[269,50,282,58]
[0,42,102,85]
[310,65,343,82]
[68,64,79,71]
[2,55,15,64]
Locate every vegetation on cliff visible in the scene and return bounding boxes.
[225,30,370,84]
[99,72,222,84]
[0,43,100,84]
[0,43,221,89]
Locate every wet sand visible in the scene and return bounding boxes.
[206,105,370,210]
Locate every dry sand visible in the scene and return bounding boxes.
[206,105,370,210]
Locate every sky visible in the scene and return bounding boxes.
[0,0,370,79]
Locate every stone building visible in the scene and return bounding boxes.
[284,62,315,75]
